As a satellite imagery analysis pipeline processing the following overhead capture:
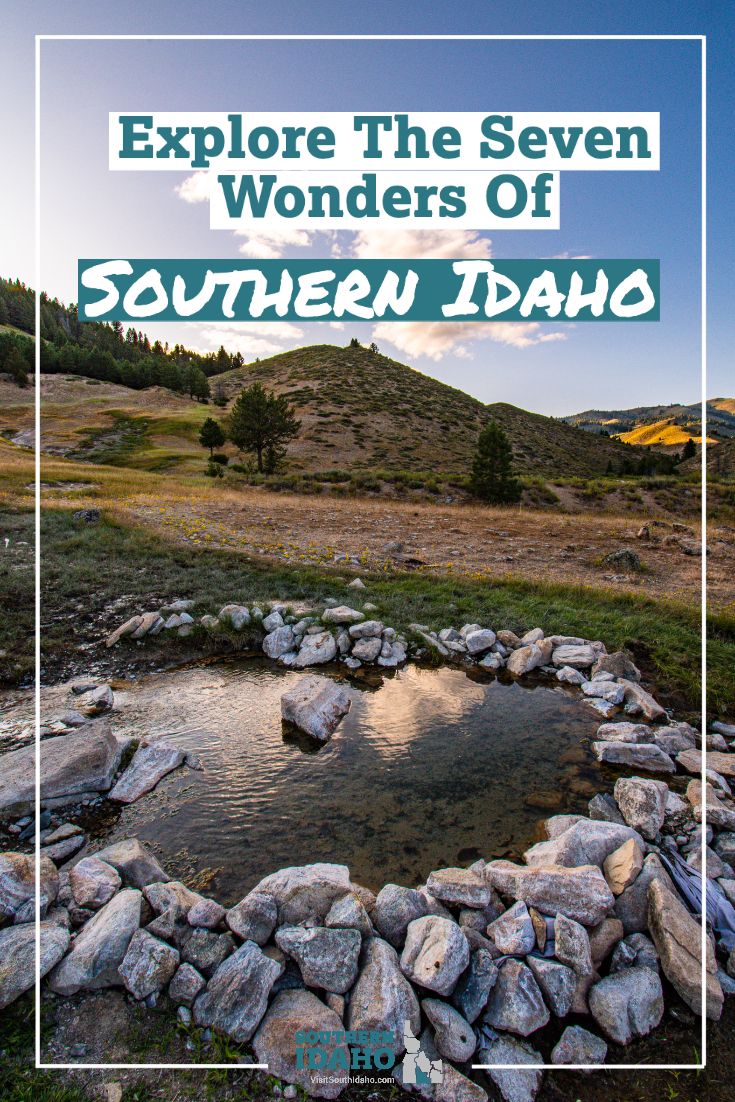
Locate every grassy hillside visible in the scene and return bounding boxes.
[617,417,716,448]
[216,343,653,478]
[564,399,735,441]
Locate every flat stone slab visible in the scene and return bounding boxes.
[0,723,122,820]
[109,740,185,803]
[280,676,351,741]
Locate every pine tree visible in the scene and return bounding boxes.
[682,437,697,460]
[227,382,300,472]
[4,345,29,388]
[470,421,521,504]
[199,416,226,457]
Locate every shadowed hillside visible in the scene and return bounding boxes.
[216,343,655,478]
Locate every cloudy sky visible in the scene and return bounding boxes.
[4,1,731,415]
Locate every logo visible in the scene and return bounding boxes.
[399,1020,444,1086]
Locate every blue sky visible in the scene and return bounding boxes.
[2,1,732,415]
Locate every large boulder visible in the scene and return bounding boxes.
[254,989,350,1099]
[554,914,593,975]
[275,926,361,993]
[91,838,166,888]
[400,916,469,996]
[373,884,429,947]
[426,866,491,909]
[346,937,420,1045]
[592,742,675,774]
[595,722,654,744]
[0,724,122,818]
[506,644,546,677]
[588,966,663,1044]
[226,889,278,945]
[252,864,351,926]
[193,941,282,1042]
[280,676,351,741]
[647,879,724,1020]
[552,644,596,669]
[47,888,142,995]
[592,652,640,682]
[321,607,364,625]
[523,819,644,871]
[526,956,576,1017]
[617,679,666,721]
[476,1035,543,1102]
[687,780,735,830]
[0,852,58,921]
[69,856,121,909]
[0,922,70,1009]
[551,1025,607,1066]
[487,901,535,955]
[118,928,180,1000]
[109,740,185,803]
[452,947,499,1023]
[294,632,338,667]
[603,838,644,896]
[614,853,675,934]
[487,861,614,926]
[422,998,476,1062]
[614,777,668,841]
[263,625,295,659]
[482,959,550,1037]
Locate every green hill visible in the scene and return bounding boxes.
[216,343,659,478]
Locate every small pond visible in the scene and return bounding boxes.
[43,660,611,904]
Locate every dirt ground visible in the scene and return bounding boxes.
[124,487,728,609]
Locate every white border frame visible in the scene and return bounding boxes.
[33,27,705,1075]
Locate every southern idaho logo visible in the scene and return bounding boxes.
[400,1020,444,1086]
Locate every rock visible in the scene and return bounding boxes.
[143,881,204,926]
[179,927,235,976]
[526,956,576,1017]
[506,644,545,676]
[592,652,641,682]
[348,578,366,590]
[487,861,614,926]
[702,750,735,779]
[603,548,642,572]
[263,626,296,659]
[226,890,278,945]
[352,637,383,662]
[280,676,351,741]
[0,724,122,819]
[595,722,653,744]
[497,630,522,648]
[322,606,364,624]
[57,711,87,728]
[476,1035,542,1102]
[275,925,361,993]
[0,922,70,1009]
[610,932,659,974]
[714,832,735,867]
[687,780,735,830]
[109,740,185,803]
[654,726,697,755]
[452,947,499,1023]
[373,883,429,948]
[479,652,504,671]
[106,616,143,647]
[524,819,644,870]
[647,879,723,1020]
[465,629,497,656]
[378,641,408,668]
[48,888,142,995]
[592,741,675,774]
[487,901,536,955]
[617,679,666,721]
[603,838,644,895]
[556,666,586,685]
[130,611,165,639]
[0,853,58,921]
[262,610,284,632]
[713,721,735,738]
[193,941,282,1042]
[426,867,491,909]
[80,684,114,716]
[69,856,121,909]
[42,833,86,864]
[614,777,668,841]
[295,631,338,667]
[552,644,596,669]
[349,620,384,639]
[168,962,206,1006]
[482,959,550,1036]
[400,916,469,996]
[588,916,624,968]
[422,998,476,1062]
[551,1025,607,1066]
[187,899,226,929]
[252,863,351,926]
[587,793,626,824]
[588,966,663,1044]
[118,928,180,1000]
[347,937,420,1043]
[581,681,625,704]
[254,989,350,1099]
[614,853,675,934]
[92,838,166,888]
[325,893,373,938]
[554,914,593,975]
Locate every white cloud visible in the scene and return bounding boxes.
[234,228,314,259]
[343,228,492,261]
[175,173,210,204]
[190,320,304,358]
[372,320,566,362]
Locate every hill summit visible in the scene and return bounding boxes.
[216,343,652,478]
